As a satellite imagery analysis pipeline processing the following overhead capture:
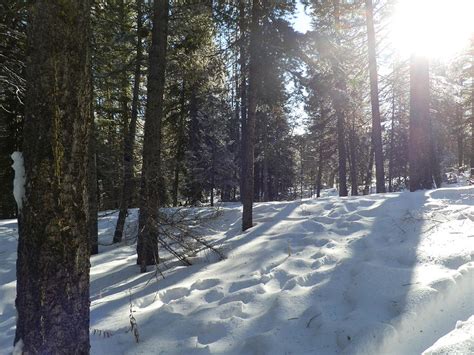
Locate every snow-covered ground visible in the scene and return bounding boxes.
[1,186,473,354]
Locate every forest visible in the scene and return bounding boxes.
[0,0,473,354]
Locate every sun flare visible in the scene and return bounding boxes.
[391,0,474,58]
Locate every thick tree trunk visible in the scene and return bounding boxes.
[114,0,144,243]
[365,0,385,193]
[137,0,168,272]
[241,0,261,231]
[15,1,92,352]
[409,55,434,191]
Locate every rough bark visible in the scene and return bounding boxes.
[15,1,92,352]
[365,0,386,193]
[409,54,433,191]
[89,127,99,255]
[137,0,168,272]
[241,0,261,231]
[89,53,98,255]
[114,0,144,243]
[239,0,248,201]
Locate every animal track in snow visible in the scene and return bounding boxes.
[135,294,158,309]
[197,321,228,345]
[191,278,220,291]
[219,301,249,319]
[204,289,225,303]
[219,286,264,305]
[229,278,262,293]
[293,270,328,288]
[312,254,337,269]
[314,238,330,247]
[311,251,325,259]
[333,221,364,235]
[312,216,337,225]
[159,287,190,303]
[346,213,362,222]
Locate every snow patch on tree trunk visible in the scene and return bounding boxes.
[11,152,25,211]
[12,339,24,355]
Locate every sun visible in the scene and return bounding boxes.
[390,0,474,59]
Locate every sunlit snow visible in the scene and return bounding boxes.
[0,186,473,354]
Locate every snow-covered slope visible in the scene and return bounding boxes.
[1,187,473,354]
[422,315,474,355]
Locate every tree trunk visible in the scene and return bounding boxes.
[254,161,261,201]
[364,147,374,195]
[89,129,99,255]
[137,0,168,272]
[388,84,396,192]
[348,125,358,196]
[335,98,348,196]
[365,0,385,193]
[172,79,186,207]
[15,1,92,352]
[239,0,248,201]
[114,0,144,244]
[210,176,215,207]
[470,36,474,174]
[262,134,269,202]
[316,145,323,198]
[241,0,261,231]
[456,120,464,168]
[333,0,347,197]
[188,84,202,205]
[409,54,433,191]
[89,54,99,255]
[328,169,336,189]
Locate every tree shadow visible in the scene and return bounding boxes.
[220,200,304,249]
[328,191,428,353]
[318,188,473,354]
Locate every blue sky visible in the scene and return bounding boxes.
[293,1,312,34]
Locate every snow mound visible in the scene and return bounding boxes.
[423,315,474,355]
